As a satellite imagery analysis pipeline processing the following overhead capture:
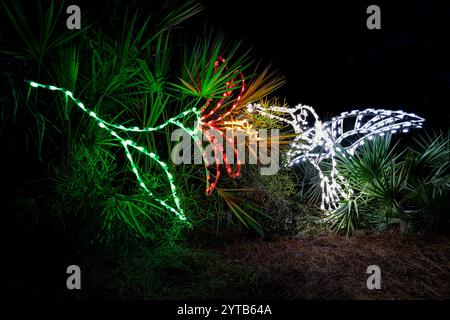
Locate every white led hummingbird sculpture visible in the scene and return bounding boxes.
[247,103,425,211]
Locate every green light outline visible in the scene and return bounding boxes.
[29,81,203,224]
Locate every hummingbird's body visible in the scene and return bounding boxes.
[247,103,425,211]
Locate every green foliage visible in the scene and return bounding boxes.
[1,0,84,62]
[326,132,450,234]
[237,165,302,234]
[405,131,450,228]
[81,242,260,299]
[1,0,284,240]
[173,32,251,100]
[218,188,268,236]
[4,0,446,241]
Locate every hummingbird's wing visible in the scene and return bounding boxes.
[322,109,425,155]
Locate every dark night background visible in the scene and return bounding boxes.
[0,0,449,301]
[197,0,450,129]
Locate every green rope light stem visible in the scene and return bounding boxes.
[28,81,203,224]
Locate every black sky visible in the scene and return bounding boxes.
[189,0,450,128]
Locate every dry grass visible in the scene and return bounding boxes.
[198,231,450,299]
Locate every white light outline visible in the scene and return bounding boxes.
[247,103,425,211]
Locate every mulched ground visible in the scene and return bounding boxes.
[195,231,450,299]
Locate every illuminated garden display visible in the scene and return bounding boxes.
[1,0,449,301]
[28,80,426,220]
[247,103,425,211]
[26,55,249,223]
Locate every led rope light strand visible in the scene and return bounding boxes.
[28,81,204,223]
[201,56,233,121]
[29,58,248,220]
[29,55,247,214]
[247,103,425,211]
[199,56,246,194]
